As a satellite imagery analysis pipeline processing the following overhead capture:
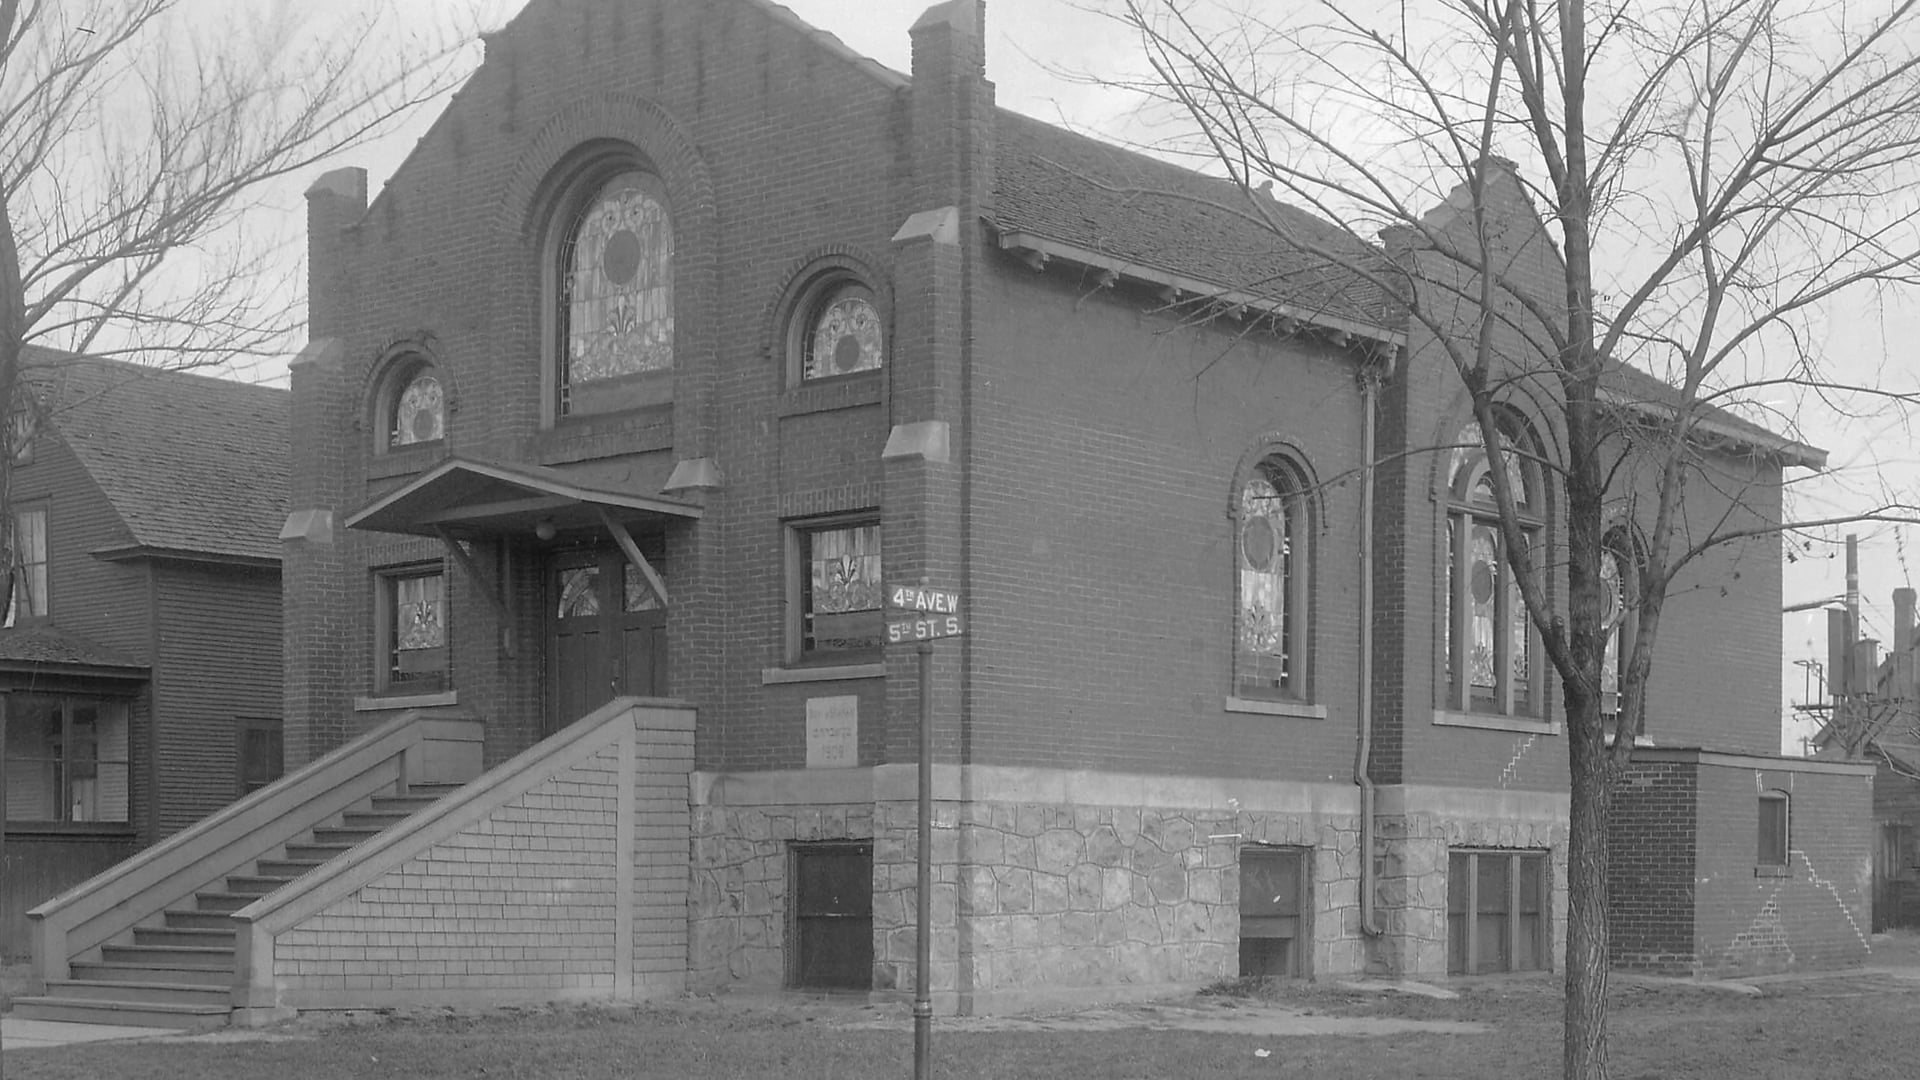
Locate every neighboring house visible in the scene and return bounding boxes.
[0,352,287,957]
[27,0,1868,1023]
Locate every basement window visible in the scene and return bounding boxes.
[1448,849,1550,974]
[1240,846,1310,977]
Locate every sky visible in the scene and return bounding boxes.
[183,0,1915,754]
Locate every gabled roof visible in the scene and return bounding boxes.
[1598,362,1826,470]
[345,457,701,539]
[24,348,289,564]
[990,110,1404,339]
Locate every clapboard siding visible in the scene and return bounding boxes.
[152,562,282,835]
[12,424,153,659]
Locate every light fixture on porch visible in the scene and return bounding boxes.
[534,517,557,541]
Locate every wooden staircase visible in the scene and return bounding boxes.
[13,783,461,1029]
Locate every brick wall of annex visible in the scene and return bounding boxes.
[1608,760,1699,973]
[270,735,691,999]
[1691,761,1872,976]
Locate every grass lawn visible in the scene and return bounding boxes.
[8,967,1920,1080]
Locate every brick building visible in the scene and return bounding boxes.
[220,0,1864,1011]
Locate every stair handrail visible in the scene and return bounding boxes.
[28,709,484,983]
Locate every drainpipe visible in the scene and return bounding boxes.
[1355,348,1394,940]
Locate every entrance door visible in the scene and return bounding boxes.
[546,541,668,734]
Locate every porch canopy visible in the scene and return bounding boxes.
[344,457,702,540]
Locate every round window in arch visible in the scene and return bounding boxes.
[802,284,883,380]
[390,366,444,447]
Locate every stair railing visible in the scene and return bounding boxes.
[29,710,484,985]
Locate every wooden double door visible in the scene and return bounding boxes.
[545,542,667,735]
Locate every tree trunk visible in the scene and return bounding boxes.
[1564,699,1613,1079]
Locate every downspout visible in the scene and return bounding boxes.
[1356,347,1394,940]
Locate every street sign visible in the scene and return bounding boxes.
[887,613,964,644]
[888,584,962,614]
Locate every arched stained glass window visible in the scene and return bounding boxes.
[1236,457,1308,700]
[390,368,444,447]
[1443,415,1544,717]
[803,285,883,380]
[559,170,673,415]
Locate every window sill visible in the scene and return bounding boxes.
[354,690,459,712]
[367,445,444,481]
[1754,864,1792,878]
[778,374,884,417]
[1225,696,1327,719]
[1432,709,1559,735]
[534,406,674,464]
[3,821,137,838]
[762,663,887,685]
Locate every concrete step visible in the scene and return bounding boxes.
[42,978,230,1007]
[308,826,381,847]
[339,810,411,830]
[69,960,233,987]
[99,944,234,970]
[9,995,229,1030]
[192,891,258,914]
[162,909,236,931]
[254,857,325,879]
[224,874,298,896]
[370,793,441,814]
[283,841,353,863]
[131,925,235,949]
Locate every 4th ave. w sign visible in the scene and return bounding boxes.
[886,583,964,643]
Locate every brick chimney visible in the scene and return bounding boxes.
[304,167,368,338]
[909,0,994,221]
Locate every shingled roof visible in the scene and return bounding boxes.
[990,109,1404,335]
[25,349,289,564]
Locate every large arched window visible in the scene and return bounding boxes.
[1443,414,1545,716]
[371,352,445,454]
[555,168,674,417]
[1236,456,1309,700]
[1600,527,1641,723]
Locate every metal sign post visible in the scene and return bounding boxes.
[886,582,964,1080]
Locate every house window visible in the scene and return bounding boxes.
[556,168,674,418]
[792,517,883,663]
[8,406,33,465]
[1240,846,1309,977]
[1759,792,1790,866]
[385,359,445,449]
[789,842,873,990]
[3,694,131,825]
[793,277,884,382]
[7,505,48,626]
[236,717,285,797]
[1236,456,1309,700]
[377,566,448,692]
[1443,416,1545,716]
[1448,849,1550,974]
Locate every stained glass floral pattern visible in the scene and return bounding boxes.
[558,566,600,618]
[805,292,883,380]
[563,171,673,405]
[390,572,446,684]
[1447,416,1541,714]
[623,563,661,612]
[804,523,882,655]
[1237,471,1293,693]
[1600,549,1624,710]
[391,370,443,446]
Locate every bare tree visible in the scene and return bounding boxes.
[0,0,474,615]
[1103,1,1920,1076]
